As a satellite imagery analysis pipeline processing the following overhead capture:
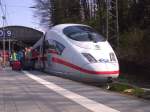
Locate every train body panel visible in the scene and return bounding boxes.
[44,30,74,73]
[32,24,119,82]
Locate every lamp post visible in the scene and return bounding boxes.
[2,15,6,67]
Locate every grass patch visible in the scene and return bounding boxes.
[109,82,144,97]
[118,74,129,83]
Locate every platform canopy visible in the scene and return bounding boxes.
[0,26,44,46]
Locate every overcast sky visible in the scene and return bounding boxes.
[0,0,43,31]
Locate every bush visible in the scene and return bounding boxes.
[119,28,144,62]
[109,82,144,97]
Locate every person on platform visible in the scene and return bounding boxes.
[0,53,2,66]
[17,50,24,68]
[11,50,17,62]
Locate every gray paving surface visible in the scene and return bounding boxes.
[0,68,91,112]
[0,67,150,112]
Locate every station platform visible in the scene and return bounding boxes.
[0,67,150,112]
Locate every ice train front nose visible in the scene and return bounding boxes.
[81,50,119,79]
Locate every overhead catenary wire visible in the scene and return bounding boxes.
[0,0,8,25]
[0,0,13,26]
[0,0,9,67]
[0,0,8,32]
[0,0,5,16]
[1,4,35,9]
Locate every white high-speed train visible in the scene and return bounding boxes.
[32,24,119,82]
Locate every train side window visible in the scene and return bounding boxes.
[53,40,65,55]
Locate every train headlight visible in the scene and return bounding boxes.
[82,53,97,63]
[109,52,116,62]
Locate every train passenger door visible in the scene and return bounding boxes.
[43,40,55,72]
[46,39,65,73]
[33,46,41,69]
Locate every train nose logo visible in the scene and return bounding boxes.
[99,59,109,63]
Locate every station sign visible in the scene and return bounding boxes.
[0,29,12,38]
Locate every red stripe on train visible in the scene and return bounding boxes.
[48,50,58,54]
[52,57,119,75]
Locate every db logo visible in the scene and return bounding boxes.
[99,58,109,63]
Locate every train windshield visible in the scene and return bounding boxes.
[63,26,105,42]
